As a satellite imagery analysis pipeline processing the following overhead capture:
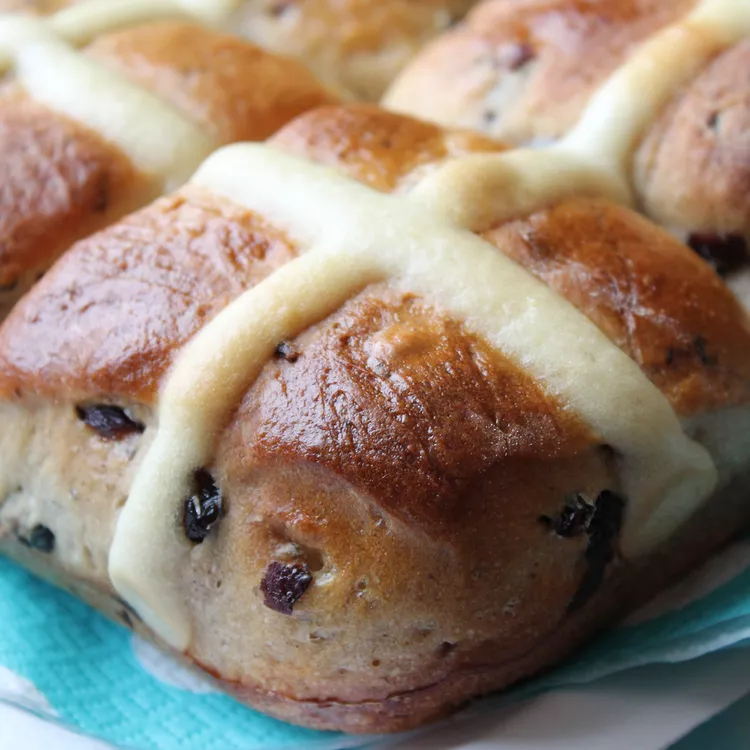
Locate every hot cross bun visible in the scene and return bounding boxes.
[1,104,749,733]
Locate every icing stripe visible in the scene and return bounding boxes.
[109,145,717,649]
[0,14,50,65]
[409,147,631,229]
[0,14,217,190]
[562,0,750,172]
[16,35,216,190]
[110,249,382,648]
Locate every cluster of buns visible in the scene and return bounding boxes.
[1,0,750,736]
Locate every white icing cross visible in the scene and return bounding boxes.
[103,0,745,651]
[108,142,714,649]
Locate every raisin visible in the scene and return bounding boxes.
[19,524,55,553]
[539,493,595,538]
[76,405,145,440]
[664,338,717,368]
[274,341,300,363]
[437,641,457,658]
[183,469,223,544]
[567,490,625,612]
[687,233,748,277]
[261,561,312,615]
[694,336,718,367]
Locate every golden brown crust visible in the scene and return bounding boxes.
[0,18,340,318]
[238,291,595,533]
[483,198,750,416]
[84,22,339,146]
[0,88,144,288]
[0,186,297,401]
[634,38,750,234]
[272,103,508,191]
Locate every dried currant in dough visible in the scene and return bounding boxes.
[274,340,300,362]
[19,524,55,553]
[261,562,312,615]
[567,490,625,612]
[539,493,595,537]
[76,404,145,440]
[687,233,748,277]
[184,469,223,544]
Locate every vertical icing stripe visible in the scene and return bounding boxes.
[110,248,384,648]
[562,0,750,172]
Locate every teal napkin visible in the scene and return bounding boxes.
[2,537,750,750]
